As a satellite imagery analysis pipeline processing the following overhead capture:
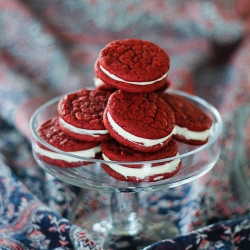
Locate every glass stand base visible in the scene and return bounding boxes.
[75,207,179,250]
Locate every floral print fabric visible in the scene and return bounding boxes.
[0,1,250,249]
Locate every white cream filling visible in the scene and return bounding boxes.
[103,153,180,180]
[59,118,108,137]
[107,112,175,147]
[94,77,104,87]
[34,144,101,162]
[175,125,210,141]
[100,65,168,85]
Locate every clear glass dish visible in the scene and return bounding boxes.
[30,89,222,192]
[30,89,223,247]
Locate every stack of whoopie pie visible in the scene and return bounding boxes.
[35,39,212,183]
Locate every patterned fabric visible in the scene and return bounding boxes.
[144,216,250,250]
[0,0,250,249]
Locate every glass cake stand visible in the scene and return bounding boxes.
[30,89,223,249]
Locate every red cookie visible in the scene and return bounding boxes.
[35,117,101,167]
[103,90,175,152]
[94,39,170,93]
[154,79,171,94]
[160,93,212,145]
[58,88,112,142]
[101,139,181,182]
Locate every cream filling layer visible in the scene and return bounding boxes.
[175,125,210,141]
[34,144,101,162]
[94,77,104,87]
[59,118,108,137]
[100,65,168,85]
[107,112,175,147]
[103,153,180,180]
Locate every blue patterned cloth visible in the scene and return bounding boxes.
[0,1,250,249]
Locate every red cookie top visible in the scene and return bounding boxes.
[160,93,212,131]
[106,90,175,139]
[58,88,112,130]
[101,139,179,167]
[37,117,98,151]
[98,39,170,82]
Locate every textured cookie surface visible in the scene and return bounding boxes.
[98,39,170,82]
[160,93,212,131]
[95,39,170,93]
[58,88,111,130]
[160,93,212,145]
[103,90,175,152]
[58,88,112,141]
[106,90,175,139]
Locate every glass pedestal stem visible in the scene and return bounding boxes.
[110,191,142,236]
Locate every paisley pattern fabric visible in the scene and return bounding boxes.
[0,0,250,249]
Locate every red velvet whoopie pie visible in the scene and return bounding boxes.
[101,139,181,182]
[94,38,170,93]
[160,92,212,145]
[103,90,176,153]
[58,88,112,142]
[35,117,101,168]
